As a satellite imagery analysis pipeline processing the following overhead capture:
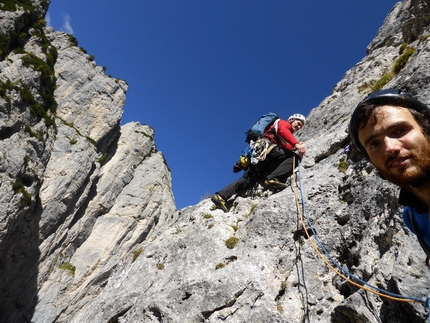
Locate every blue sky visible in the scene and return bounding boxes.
[47,0,397,210]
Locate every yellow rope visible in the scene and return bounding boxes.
[291,155,419,304]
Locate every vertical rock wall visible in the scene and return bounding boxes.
[0,1,175,322]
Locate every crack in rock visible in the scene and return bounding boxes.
[201,287,247,319]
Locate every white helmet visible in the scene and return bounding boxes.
[288,114,306,125]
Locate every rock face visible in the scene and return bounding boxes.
[1,0,430,322]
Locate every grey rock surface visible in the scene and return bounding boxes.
[1,0,430,322]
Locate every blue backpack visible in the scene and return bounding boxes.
[245,112,279,143]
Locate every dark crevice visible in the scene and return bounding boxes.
[314,136,350,164]
[17,173,34,187]
[0,124,22,140]
[336,214,351,226]
[338,182,355,206]
[293,227,314,241]
[374,227,395,258]
[275,283,286,301]
[69,169,100,228]
[201,288,246,319]
[182,292,192,301]
[132,212,161,248]
[0,195,41,322]
[148,306,162,321]
[107,305,133,323]
[97,122,120,155]
[224,256,237,264]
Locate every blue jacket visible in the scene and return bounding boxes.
[399,188,430,256]
[402,207,430,248]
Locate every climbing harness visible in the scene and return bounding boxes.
[246,139,276,165]
[291,156,430,320]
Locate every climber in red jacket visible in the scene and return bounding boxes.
[211,114,306,212]
[265,118,306,151]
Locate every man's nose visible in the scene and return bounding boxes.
[384,137,401,154]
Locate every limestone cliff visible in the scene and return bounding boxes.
[1,0,430,322]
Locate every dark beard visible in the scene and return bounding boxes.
[384,144,430,188]
[410,169,430,187]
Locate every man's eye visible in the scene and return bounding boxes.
[394,127,408,136]
[369,140,380,150]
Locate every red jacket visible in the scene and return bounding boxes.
[264,119,298,150]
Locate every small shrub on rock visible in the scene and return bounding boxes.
[225,236,239,249]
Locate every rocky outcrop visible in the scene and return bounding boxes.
[0,2,174,322]
[1,0,430,322]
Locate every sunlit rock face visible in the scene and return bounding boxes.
[1,1,430,322]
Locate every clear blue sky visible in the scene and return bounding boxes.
[47,0,397,210]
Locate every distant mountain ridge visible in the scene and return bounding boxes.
[1,0,430,322]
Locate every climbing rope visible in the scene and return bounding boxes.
[290,157,430,314]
